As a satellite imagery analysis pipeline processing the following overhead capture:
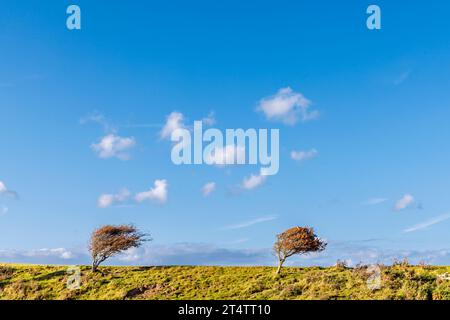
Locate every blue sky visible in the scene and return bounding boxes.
[2,0,450,266]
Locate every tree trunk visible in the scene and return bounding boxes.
[276,259,285,275]
[92,261,98,272]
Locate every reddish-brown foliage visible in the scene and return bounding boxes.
[89,225,149,272]
[274,226,326,274]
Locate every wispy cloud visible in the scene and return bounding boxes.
[80,110,116,133]
[223,216,277,230]
[394,69,412,86]
[0,205,8,215]
[120,123,161,129]
[403,214,450,233]
[82,110,163,130]
[363,198,389,206]
[202,182,216,197]
[222,238,250,245]
[290,149,318,162]
[202,111,216,126]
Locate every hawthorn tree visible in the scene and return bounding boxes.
[89,225,149,272]
[274,226,326,274]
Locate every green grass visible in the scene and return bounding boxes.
[2,263,450,300]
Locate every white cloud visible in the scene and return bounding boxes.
[223,216,277,230]
[395,194,415,211]
[91,134,136,160]
[160,111,215,142]
[97,189,131,208]
[403,214,450,233]
[241,170,267,190]
[160,112,185,140]
[205,145,246,166]
[135,179,168,204]
[118,247,142,262]
[0,181,18,199]
[25,248,75,260]
[363,198,389,206]
[202,182,216,197]
[97,194,116,208]
[257,87,319,125]
[0,247,79,264]
[98,182,169,208]
[82,112,136,160]
[0,181,7,193]
[290,149,318,162]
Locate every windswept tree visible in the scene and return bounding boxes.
[274,226,326,274]
[89,225,149,272]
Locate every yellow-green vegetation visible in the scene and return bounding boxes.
[2,262,450,300]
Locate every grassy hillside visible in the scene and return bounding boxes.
[2,263,450,300]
